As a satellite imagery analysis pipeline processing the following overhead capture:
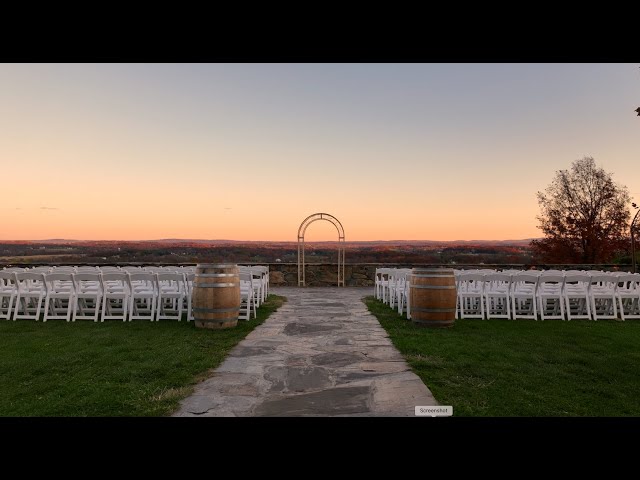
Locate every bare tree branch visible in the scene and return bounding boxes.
[531,156,631,263]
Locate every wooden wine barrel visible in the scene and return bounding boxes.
[192,264,240,329]
[410,268,456,328]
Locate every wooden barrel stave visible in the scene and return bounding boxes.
[192,264,240,329]
[410,268,456,328]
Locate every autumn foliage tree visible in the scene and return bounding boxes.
[531,156,631,263]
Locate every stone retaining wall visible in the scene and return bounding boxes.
[1,262,632,287]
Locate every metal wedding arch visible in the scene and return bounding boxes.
[297,213,345,287]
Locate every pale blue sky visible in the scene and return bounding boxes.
[1,63,638,240]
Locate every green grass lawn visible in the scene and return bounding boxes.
[0,295,285,416]
[365,296,640,416]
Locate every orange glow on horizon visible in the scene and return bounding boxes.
[1,64,638,242]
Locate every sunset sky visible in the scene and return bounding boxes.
[1,63,638,241]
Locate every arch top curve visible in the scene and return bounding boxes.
[297,212,345,286]
[297,212,345,239]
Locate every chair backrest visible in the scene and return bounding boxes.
[122,266,145,273]
[0,271,17,285]
[511,273,539,290]
[563,274,591,284]
[541,270,564,276]
[615,274,640,290]
[538,275,564,286]
[76,266,100,272]
[73,272,102,285]
[458,273,486,293]
[590,274,617,289]
[564,270,585,275]
[458,272,486,282]
[100,272,128,288]
[15,272,47,282]
[3,267,26,273]
[30,266,52,273]
[156,272,185,292]
[485,273,511,282]
[127,272,157,281]
[239,272,254,290]
[511,273,539,281]
[99,266,121,272]
[52,266,76,272]
[538,275,564,293]
[45,272,74,282]
[44,272,74,293]
[500,269,522,275]
[483,273,508,289]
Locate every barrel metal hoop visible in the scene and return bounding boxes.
[196,273,239,278]
[196,264,238,268]
[411,307,457,313]
[412,270,454,273]
[412,320,455,326]
[192,306,240,313]
[412,274,455,278]
[193,282,240,288]
[194,317,238,323]
[410,285,456,289]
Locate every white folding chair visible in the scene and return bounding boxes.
[0,271,18,320]
[537,275,565,320]
[127,272,158,321]
[484,273,511,319]
[184,272,195,321]
[255,266,269,302]
[72,272,103,322]
[510,273,538,320]
[13,272,47,321]
[100,272,129,322]
[589,274,618,320]
[387,269,401,309]
[155,272,185,321]
[458,273,486,319]
[239,272,257,320]
[43,272,75,322]
[615,274,640,321]
[396,269,412,317]
[563,274,592,321]
[375,268,390,301]
[248,267,263,308]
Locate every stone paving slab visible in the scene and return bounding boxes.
[173,287,438,417]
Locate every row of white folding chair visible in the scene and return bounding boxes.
[375,268,392,303]
[238,266,262,311]
[238,272,258,321]
[392,269,412,316]
[248,265,269,302]
[374,268,413,317]
[239,266,270,308]
[375,267,409,305]
[0,271,187,322]
[456,272,640,321]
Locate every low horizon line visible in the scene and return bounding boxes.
[0,237,540,243]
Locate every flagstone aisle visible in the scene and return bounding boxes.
[173,287,438,416]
